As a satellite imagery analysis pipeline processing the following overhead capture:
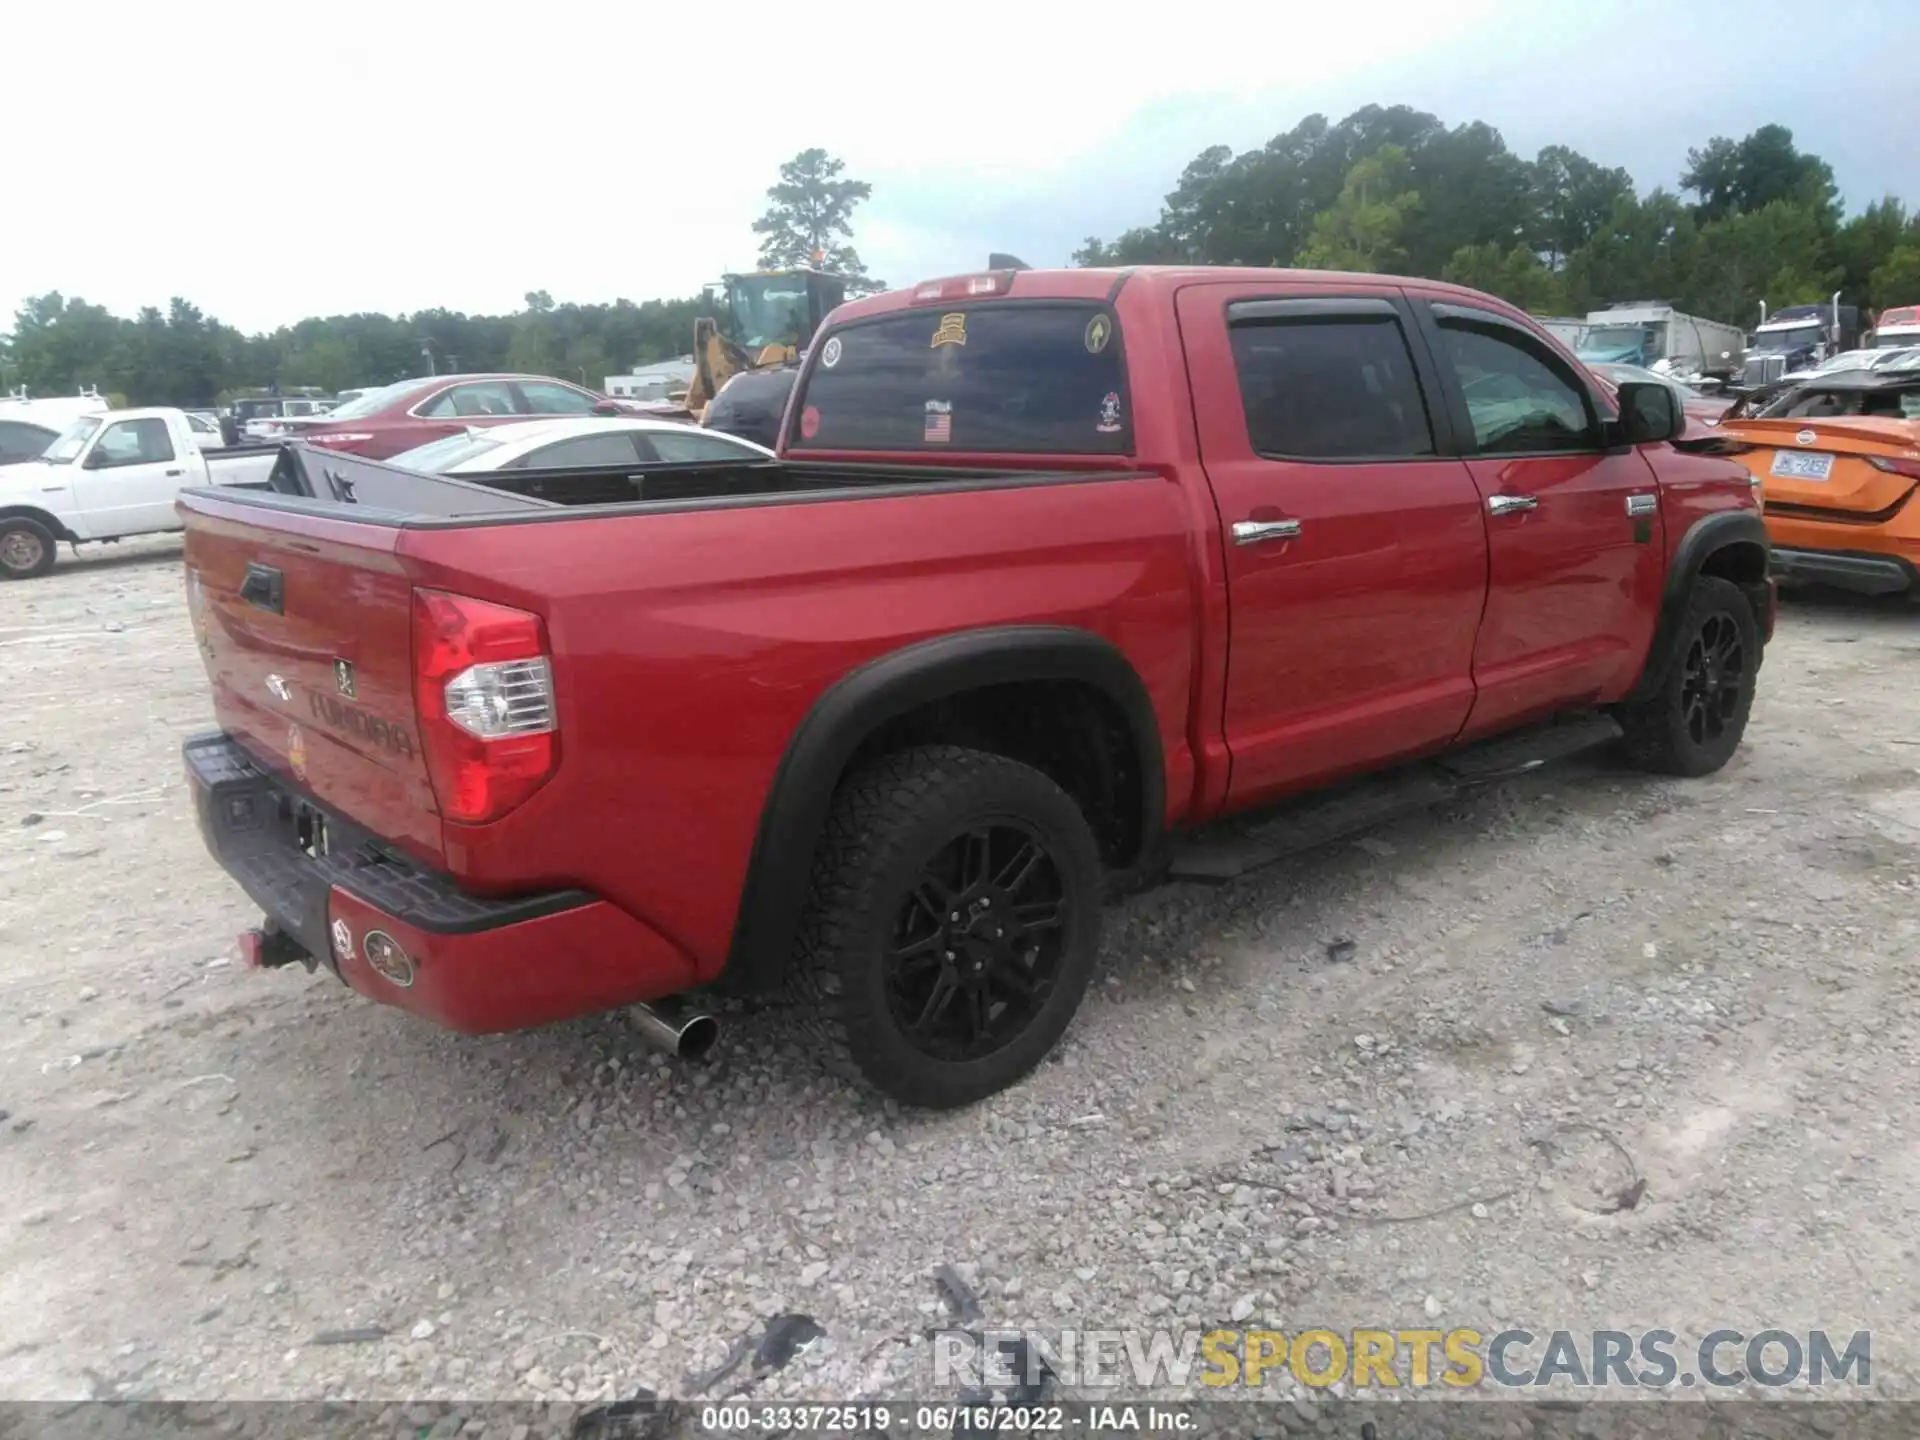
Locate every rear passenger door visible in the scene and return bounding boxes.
[1175,283,1490,809]
[1412,300,1664,737]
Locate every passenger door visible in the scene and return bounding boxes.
[1413,300,1664,737]
[1176,283,1490,809]
[72,416,187,536]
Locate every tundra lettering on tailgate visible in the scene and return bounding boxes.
[307,690,416,759]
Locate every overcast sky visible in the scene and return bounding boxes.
[9,0,1917,336]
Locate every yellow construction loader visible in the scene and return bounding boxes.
[685,269,848,419]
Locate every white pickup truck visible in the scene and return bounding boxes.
[0,408,281,580]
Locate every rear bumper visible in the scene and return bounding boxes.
[183,732,698,1032]
[1769,546,1918,596]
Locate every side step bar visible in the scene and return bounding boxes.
[1168,711,1624,883]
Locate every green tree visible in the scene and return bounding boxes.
[1685,200,1838,323]
[1835,198,1910,306]
[1525,145,1635,268]
[1400,120,1529,275]
[1870,240,1920,312]
[1296,145,1420,273]
[1442,242,1567,313]
[1680,125,1839,225]
[752,149,883,295]
[1560,190,1700,315]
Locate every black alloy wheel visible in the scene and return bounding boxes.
[1617,574,1759,777]
[790,745,1104,1109]
[884,822,1068,1063]
[1678,610,1747,750]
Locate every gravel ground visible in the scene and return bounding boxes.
[4,535,1920,1420]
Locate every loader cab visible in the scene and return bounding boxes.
[713,270,848,355]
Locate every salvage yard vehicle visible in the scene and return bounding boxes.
[1742,298,1861,387]
[256,373,663,459]
[387,416,773,475]
[177,265,1772,1108]
[0,388,109,461]
[1717,368,1920,596]
[1576,301,1746,380]
[0,408,280,579]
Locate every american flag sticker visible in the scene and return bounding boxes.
[925,399,953,444]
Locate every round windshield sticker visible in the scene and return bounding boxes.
[801,405,821,439]
[1085,314,1112,355]
[821,336,843,369]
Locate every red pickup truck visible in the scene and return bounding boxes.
[178,265,1772,1108]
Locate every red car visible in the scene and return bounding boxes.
[262,373,675,460]
[179,265,1771,1108]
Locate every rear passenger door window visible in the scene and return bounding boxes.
[507,432,646,469]
[515,381,602,415]
[1430,310,1600,455]
[418,382,519,418]
[644,429,763,463]
[1226,301,1436,458]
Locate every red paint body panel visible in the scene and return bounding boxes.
[327,887,697,1032]
[1457,450,1666,738]
[179,265,1765,1038]
[1172,278,1489,803]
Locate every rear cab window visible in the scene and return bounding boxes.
[789,302,1131,455]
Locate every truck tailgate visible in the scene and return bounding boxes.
[183,499,444,863]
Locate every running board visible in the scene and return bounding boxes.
[1167,712,1624,883]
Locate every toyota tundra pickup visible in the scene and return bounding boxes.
[177,265,1773,1108]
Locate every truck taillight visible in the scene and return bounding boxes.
[411,588,557,825]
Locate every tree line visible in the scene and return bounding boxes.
[0,149,883,408]
[0,291,711,409]
[1074,107,1920,326]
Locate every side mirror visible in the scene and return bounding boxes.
[1614,381,1684,445]
[591,400,621,416]
[82,446,113,470]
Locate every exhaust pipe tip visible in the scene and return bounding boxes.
[630,999,720,1061]
[675,1012,720,1061]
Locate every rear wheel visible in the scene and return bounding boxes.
[1616,575,1759,777]
[790,745,1103,1109]
[0,518,57,580]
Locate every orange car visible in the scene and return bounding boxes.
[1717,371,1920,596]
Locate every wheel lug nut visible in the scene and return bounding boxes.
[950,912,960,922]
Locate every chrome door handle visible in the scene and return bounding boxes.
[1231,518,1302,546]
[1487,494,1537,516]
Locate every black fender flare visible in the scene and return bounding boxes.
[720,625,1165,992]
[1626,509,1770,703]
